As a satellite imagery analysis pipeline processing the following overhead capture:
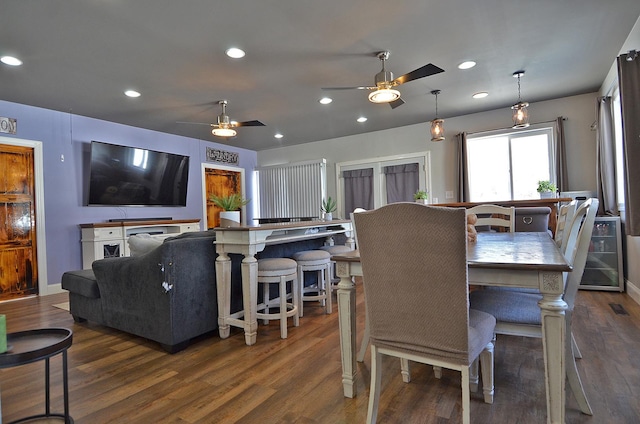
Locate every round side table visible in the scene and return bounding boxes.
[0,328,73,423]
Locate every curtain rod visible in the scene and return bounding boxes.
[465,117,566,136]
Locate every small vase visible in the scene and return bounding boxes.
[324,212,333,221]
[415,199,429,205]
[219,211,241,227]
[539,192,555,199]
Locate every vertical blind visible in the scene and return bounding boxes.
[256,159,326,219]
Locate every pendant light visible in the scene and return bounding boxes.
[511,71,530,129]
[430,89,445,142]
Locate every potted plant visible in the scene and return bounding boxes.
[414,190,429,205]
[321,196,337,221]
[536,180,557,199]
[210,193,250,227]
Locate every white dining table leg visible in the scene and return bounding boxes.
[336,261,357,398]
[538,272,567,424]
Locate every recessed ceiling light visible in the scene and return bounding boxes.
[357,116,367,123]
[226,47,245,59]
[319,97,333,105]
[274,133,284,139]
[124,90,141,98]
[472,92,489,99]
[458,61,476,70]
[1,56,22,66]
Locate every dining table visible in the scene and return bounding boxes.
[332,231,572,424]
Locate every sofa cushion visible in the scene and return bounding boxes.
[61,269,100,298]
[128,233,163,256]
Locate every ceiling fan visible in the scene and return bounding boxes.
[322,51,445,109]
[178,100,265,138]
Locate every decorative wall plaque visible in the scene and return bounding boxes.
[0,117,17,134]
[206,147,239,165]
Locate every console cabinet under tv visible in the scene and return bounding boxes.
[80,219,200,269]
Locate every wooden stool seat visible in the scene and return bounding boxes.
[293,250,332,317]
[256,258,299,339]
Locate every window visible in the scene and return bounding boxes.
[337,152,431,217]
[466,125,555,202]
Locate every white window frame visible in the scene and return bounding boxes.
[336,152,431,217]
[466,123,557,202]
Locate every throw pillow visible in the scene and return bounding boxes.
[128,233,163,256]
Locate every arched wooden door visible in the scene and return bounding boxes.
[203,165,245,229]
[0,143,38,300]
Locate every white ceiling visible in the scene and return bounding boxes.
[2,1,639,151]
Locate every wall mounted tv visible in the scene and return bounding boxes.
[87,141,190,207]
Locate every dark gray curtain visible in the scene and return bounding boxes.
[383,163,419,203]
[618,52,640,235]
[595,96,618,216]
[555,117,568,192]
[456,132,469,202]
[343,168,374,215]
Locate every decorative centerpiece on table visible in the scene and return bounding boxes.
[210,193,251,227]
[536,180,558,199]
[321,197,337,221]
[467,213,478,243]
[414,190,429,205]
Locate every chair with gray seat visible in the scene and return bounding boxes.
[470,198,598,415]
[354,203,496,424]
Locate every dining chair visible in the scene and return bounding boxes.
[555,199,578,250]
[467,204,515,232]
[469,198,598,415]
[354,203,496,424]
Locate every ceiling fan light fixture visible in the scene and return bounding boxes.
[212,127,237,137]
[368,88,401,104]
[511,71,530,129]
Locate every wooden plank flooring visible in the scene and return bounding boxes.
[1,284,640,423]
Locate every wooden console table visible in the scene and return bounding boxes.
[435,198,571,235]
[214,219,353,345]
[79,219,200,269]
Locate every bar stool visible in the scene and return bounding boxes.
[292,250,332,317]
[256,258,299,339]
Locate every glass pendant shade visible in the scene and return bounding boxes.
[511,101,530,129]
[368,88,401,103]
[511,71,530,129]
[430,119,445,141]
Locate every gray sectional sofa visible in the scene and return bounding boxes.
[62,230,331,353]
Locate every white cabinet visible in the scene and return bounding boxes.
[580,216,624,292]
[80,219,200,269]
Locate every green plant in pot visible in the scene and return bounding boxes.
[414,190,429,204]
[321,197,337,221]
[210,193,250,227]
[536,180,557,199]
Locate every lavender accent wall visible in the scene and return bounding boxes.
[0,100,257,288]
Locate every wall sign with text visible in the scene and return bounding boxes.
[206,147,239,165]
[0,117,17,134]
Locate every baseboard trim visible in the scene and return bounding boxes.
[43,283,65,296]
[626,280,640,306]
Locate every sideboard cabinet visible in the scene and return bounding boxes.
[80,219,200,269]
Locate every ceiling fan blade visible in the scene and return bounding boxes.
[321,86,376,91]
[235,120,265,127]
[393,63,445,86]
[176,121,214,126]
[389,98,405,109]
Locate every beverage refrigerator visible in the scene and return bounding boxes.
[580,216,624,291]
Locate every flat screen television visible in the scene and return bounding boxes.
[87,141,190,206]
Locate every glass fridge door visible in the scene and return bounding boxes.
[581,216,624,291]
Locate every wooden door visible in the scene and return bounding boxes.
[204,167,243,229]
[0,144,38,300]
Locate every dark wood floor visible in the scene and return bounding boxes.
[1,283,640,423]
